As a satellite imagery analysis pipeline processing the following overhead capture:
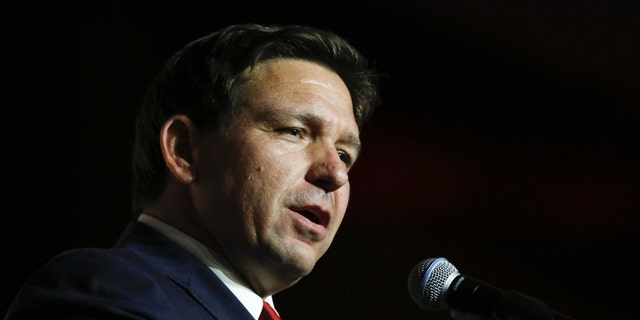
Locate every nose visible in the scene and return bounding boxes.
[305,144,349,192]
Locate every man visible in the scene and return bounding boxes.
[5,23,380,319]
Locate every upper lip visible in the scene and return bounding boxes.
[290,204,331,228]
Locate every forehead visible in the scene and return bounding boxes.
[240,59,352,109]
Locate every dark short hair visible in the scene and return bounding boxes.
[131,23,381,214]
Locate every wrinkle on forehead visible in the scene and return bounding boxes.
[300,78,341,93]
[243,59,352,108]
[248,59,339,87]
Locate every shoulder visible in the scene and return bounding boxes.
[6,247,181,319]
[34,246,178,298]
[45,247,154,271]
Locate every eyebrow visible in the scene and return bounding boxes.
[259,109,362,155]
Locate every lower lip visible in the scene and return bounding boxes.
[291,211,327,239]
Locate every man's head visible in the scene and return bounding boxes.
[131,24,380,296]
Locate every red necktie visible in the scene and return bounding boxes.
[259,301,281,320]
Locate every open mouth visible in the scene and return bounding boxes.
[299,210,321,224]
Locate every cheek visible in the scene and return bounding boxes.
[249,148,300,184]
[237,153,292,206]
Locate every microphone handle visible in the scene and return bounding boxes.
[448,276,575,320]
[495,291,575,320]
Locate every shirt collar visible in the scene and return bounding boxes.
[137,213,275,319]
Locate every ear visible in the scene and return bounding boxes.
[160,115,198,184]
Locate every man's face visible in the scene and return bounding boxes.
[193,59,360,295]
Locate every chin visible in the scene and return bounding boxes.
[279,253,318,279]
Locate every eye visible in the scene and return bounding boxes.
[277,128,303,138]
[338,150,353,166]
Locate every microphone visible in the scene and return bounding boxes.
[407,257,574,320]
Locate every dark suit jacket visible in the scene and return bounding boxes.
[5,222,255,320]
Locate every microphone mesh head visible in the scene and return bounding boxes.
[407,257,460,311]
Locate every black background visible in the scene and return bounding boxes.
[6,1,639,319]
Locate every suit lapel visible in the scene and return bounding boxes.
[115,222,255,320]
